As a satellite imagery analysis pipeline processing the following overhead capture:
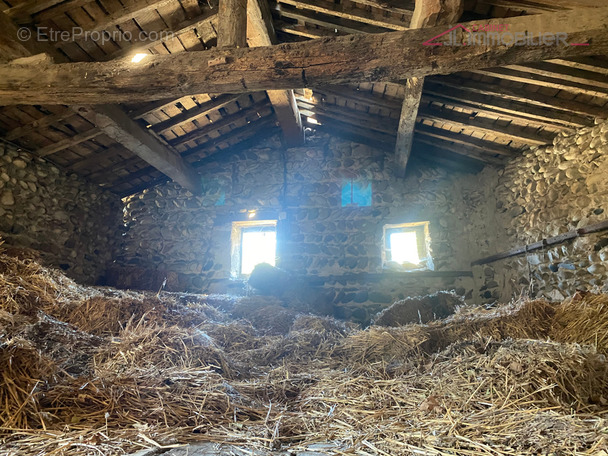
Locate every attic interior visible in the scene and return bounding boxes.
[1,0,608,454]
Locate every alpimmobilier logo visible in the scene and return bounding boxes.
[423,24,590,47]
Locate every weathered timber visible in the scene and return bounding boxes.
[74,105,202,193]
[150,94,241,134]
[0,7,607,104]
[248,0,303,146]
[277,0,411,30]
[218,0,247,48]
[0,11,202,193]
[4,107,74,140]
[472,220,608,266]
[4,0,64,24]
[37,129,104,157]
[394,0,463,177]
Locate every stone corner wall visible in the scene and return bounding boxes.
[0,142,123,284]
[479,119,608,301]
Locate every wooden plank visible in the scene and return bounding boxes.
[1,7,608,104]
[421,85,588,129]
[5,107,74,140]
[75,104,202,193]
[507,61,608,90]
[248,0,303,146]
[104,14,217,61]
[276,4,387,34]
[474,67,608,99]
[277,0,411,30]
[37,129,104,157]
[4,0,64,24]
[68,144,128,172]
[414,122,519,156]
[394,0,463,177]
[218,0,247,48]
[170,99,271,146]
[430,74,607,119]
[418,105,553,146]
[151,94,241,133]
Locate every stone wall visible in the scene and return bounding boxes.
[0,141,122,284]
[116,133,494,322]
[476,119,608,301]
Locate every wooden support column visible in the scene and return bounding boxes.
[0,11,201,194]
[218,0,248,48]
[394,0,463,177]
[248,0,304,146]
[0,7,607,104]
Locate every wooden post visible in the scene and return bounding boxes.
[247,0,304,147]
[218,0,248,48]
[394,0,463,178]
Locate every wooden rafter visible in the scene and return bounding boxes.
[0,10,201,194]
[277,0,411,30]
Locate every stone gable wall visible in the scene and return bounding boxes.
[116,134,493,322]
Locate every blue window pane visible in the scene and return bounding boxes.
[342,179,371,207]
[352,181,371,207]
[341,180,353,207]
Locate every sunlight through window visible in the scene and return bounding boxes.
[389,231,420,265]
[240,230,276,275]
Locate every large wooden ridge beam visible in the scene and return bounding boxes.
[0,7,607,105]
[247,0,304,147]
[394,0,463,178]
[0,11,201,194]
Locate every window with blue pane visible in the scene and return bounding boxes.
[341,179,372,207]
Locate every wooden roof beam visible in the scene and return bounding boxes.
[0,11,202,194]
[1,7,608,104]
[473,67,608,99]
[394,0,463,178]
[150,94,241,134]
[248,0,304,147]
[414,122,521,157]
[74,104,202,193]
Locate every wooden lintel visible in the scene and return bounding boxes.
[0,8,607,104]
[248,0,304,146]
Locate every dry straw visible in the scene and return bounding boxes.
[1,251,607,455]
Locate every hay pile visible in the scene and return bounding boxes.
[1,252,608,455]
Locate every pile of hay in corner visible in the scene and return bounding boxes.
[1,250,608,456]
